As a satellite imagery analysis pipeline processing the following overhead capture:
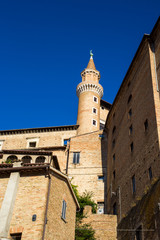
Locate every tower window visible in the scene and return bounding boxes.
[113,154,115,162]
[149,167,152,180]
[92,119,97,126]
[144,119,148,131]
[112,126,116,134]
[73,152,80,164]
[93,96,98,103]
[135,225,142,240]
[112,139,115,148]
[132,175,136,193]
[92,108,97,114]
[101,106,104,110]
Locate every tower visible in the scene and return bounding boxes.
[76,51,103,135]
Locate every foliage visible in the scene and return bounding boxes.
[75,224,96,240]
[5,159,12,164]
[72,184,96,240]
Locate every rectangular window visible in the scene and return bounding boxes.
[98,175,104,181]
[113,170,116,180]
[93,96,98,103]
[97,202,104,214]
[92,108,97,114]
[144,119,148,131]
[129,125,133,135]
[63,139,69,146]
[113,202,117,215]
[10,233,22,240]
[92,119,97,126]
[113,154,115,161]
[130,142,134,152]
[128,109,132,119]
[29,141,36,148]
[73,152,80,164]
[135,225,142,240]
[112,139,115,148]
[61,200,67,220]
[149,167,152,180]
[132,175,136,193]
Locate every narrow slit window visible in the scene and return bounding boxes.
[61,200,67,220]
[149,167,152,180]
[129,125,133,135]
[93,119,97,126]
[128,94,132,104]
[144,119,148,131]
[93,108,97,114]
[130,142,134,152]
[93,96,98,103]
[128,109,132,119]
[73,152,80,164]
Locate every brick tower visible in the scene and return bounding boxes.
[76,51,104,135]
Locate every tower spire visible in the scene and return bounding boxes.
[86,50,96,70]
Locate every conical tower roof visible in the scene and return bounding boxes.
[86,50,96,70]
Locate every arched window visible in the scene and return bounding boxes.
[6,155,18,163]
[35,156,45,163]
[22,156,32,164]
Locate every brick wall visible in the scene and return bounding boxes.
[45,171,77,240]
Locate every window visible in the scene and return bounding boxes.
[112,126,116,134]
[93,96,98,103]
[130,142,134,152]
[92,108,97,114]
[61,200,67,220]
[144,119,148,131]
[128,94,132,104]
[128,109,132,119]
[26,138,39,148]
[113,170,116,180]
[113,154,115,162]
[100,120,105,130]
[113,202,117,215]
[64,139,69,146]
[113,113,115,118]
[112,139,115,148]
[35,156,45,163]
[6,155,18,163]
[73,152,80,164]
[132,175,136,193]
[135,225,142,240]
[129,125,133,135]
[22,156,32,164]
[29,141,36,148]
[10,233,22,240]
[92,119,97,126]
[149,167,152,180]
[97,202,104,214]
[98,175,104,181]
[101,106,104,110]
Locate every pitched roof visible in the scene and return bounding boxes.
[86,57,96,70]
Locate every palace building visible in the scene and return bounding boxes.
[1,16,160,240]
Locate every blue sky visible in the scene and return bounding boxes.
[0,0,160,130]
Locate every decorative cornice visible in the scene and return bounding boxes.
[76,83,103,98]
[81,69,100,79]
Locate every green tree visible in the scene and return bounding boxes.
[72,184,96,240]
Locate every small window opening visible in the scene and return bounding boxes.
[113,154,115,162]
[98,175,104,181]
[113,202,117,215]
[61,200,67,220]
[113,112,115,118]
[149,167,152,180]
[97,202,104,214]
[112,139,115,148]
[93,120,97,126]
[73,152,80,164]
[29,142,36,148]
[93,108,97,114]
[112,126,116,134]
[129,125,133,135]
[144,119,148,131]
[132,175,136,193]
[10,233,22,240]
[113,170,116,180]
[101,106,104,110]
[135,225,142,240]
[128,109,132,119]
[130,142,134,152]
[93,96,98,103]
[128,94,132,104]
